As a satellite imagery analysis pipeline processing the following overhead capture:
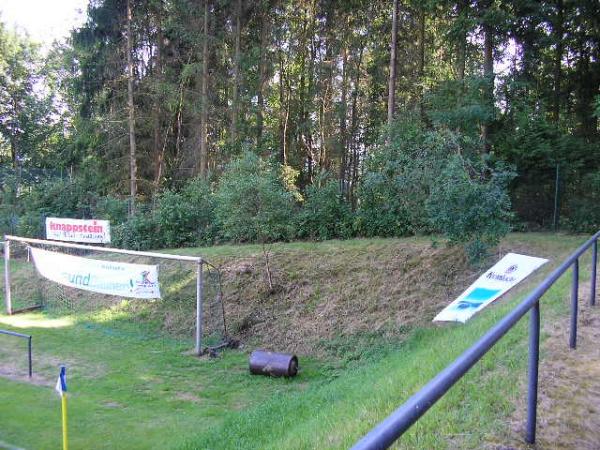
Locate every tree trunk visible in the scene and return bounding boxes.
[230,0,242,144]
[319,2,335,171]
[126,0,138,214]
[418,7,426,122]
[10,130,17,169]
[387,0,399,126]
[339,43,348,196]
[482,12,494,154]
[349,45,364,206]
[256,4,268,147]
[455,0,467,80]
[552,0,563,123]
[278,52,287,165]
[198,0,209,177]
[153,4,165,192]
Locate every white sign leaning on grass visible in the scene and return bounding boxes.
[433,253,548,323]
[31,248,161,299]
[46,217,111,244]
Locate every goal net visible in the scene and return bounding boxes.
[2,237,228,353]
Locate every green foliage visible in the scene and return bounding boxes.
[426,155,515,262]
[563,171,600,233]
[2,176,102,237]
[495,92,567,169]
[0,23,64,168]
[155,177,217,247]
[215,152,296,243]
[356,118,477,237]
[0,174,20,234]
[112,208,160,251]
[93,195,129,225]
[296,174,353,241]
[113,178,217,250]
[426,77,493,139]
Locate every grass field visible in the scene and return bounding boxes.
[0,233,594,449]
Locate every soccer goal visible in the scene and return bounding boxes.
[3,235,227,355]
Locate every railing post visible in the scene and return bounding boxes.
[526,301,540,444]
[570,259,579,349]
[195,259,204,356]
[28,336,32,378]
[591,239,597,307]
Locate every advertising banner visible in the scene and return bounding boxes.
[433,253,548,323]
[31,248,161,299]
[46,217,111,244]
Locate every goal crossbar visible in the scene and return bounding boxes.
[4,235,203,262]
[3,235,211,355]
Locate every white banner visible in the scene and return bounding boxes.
[433,253,548,323]
[31,248,161,299]
[46,217,111,244]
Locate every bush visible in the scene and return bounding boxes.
[0,167,116,238]
[426,155,515,262]
[215,152,296,243]
[94,196,129,225]
[356,118,477,237]
[563,171,600,233]
[10,177,94,237]
[113,177,217,250]
[112,207,159,250]
[154,177,217,247]
[296,175,353,241]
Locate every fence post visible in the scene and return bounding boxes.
[526,301,540,444]
[3,238,12,315]
[570,259,579,349]
[591,239,597,307]
[195,259,204,356]
[28,336,32,378]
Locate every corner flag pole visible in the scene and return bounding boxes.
[62,392,68,450]
[56,365,68,450]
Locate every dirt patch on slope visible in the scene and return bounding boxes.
[219,241,477,356]
[488,281,600,449]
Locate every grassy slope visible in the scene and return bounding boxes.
[0,233,592,449]
[179,234,593,449]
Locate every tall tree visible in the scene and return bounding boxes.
[126,0,138,213]
[552,0,563,123]
[230,0,242,144]
[198,0,210,177]
[0,24,52,168]
[387,0,399,126]
[256,0,270,147]
[481,0,495,153]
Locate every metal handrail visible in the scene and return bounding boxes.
[0,329,32,378]
[352,231,600,449]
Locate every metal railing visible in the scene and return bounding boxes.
[0,329,32,378]
[352,231,600,449]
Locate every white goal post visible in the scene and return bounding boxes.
[3,235,208,355]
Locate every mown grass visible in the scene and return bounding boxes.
[0,233,594,449]
[181,271,582,449]
[0,311,325,449]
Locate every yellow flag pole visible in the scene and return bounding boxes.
[61,393,68,450]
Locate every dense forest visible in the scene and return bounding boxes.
[0,0,599,258]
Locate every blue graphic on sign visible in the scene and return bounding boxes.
[451,287,501,310]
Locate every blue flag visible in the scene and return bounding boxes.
[55,365,67,397]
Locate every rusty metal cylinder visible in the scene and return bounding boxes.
[249,350,298,377]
